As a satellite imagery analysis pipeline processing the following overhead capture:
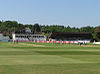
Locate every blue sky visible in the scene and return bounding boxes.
[0,0,100,27]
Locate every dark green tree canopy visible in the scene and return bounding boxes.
[33,23,41,33]
[94,26,100,39]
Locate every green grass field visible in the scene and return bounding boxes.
[0,42,100,74]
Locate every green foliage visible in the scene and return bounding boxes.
[0,21,25,33]
[33,23,41,32]
[41,25,66,33]
[24,24,34,30]
[42,32,49,40]
[80,26,95,33]
[41,25,95,33]
[94,26,100,40]
[0,21,25,38]
[0,20,99,41]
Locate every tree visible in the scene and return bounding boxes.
[63,26,72,32]
[33,23,41,33]
[0,21,18,32]
[80,26,94,33]
[94,26,100,39]
[18,23,25,30]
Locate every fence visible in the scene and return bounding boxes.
[14,40,76,44]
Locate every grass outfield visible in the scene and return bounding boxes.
[0,42,100,74]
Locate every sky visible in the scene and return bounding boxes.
[0,0,100,27]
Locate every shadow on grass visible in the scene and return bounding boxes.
[0,51,100,55]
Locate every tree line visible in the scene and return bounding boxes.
[0,20,100,41]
